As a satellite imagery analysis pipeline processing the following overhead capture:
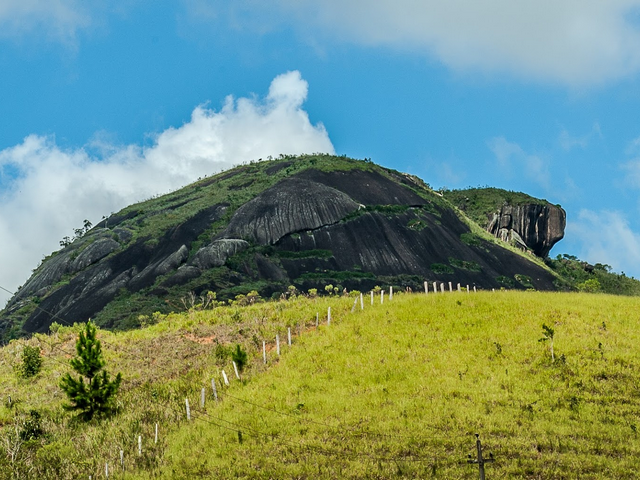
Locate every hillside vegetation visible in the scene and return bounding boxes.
[2,290,640,478]
[442,187,553,228]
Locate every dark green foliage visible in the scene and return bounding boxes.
[449,257,482,272]
[431,263,454,275]
[515,274,534,288]
[296,270,376,281]
[276,249,333,259]
[20,345,42,378]
[496,275,516,288]
[547,255,640,295]
[59,321,122,421]
[231,344,248,372]
[460,232,482,246]
[20,410,44,441]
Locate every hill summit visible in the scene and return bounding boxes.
[0,155,565,340]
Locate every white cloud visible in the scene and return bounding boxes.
[271,0,640,86]
[0,71,334,306]
[0,0,90,42]
[567,209,640,275]
[487,137,550,189]
[559,123,603,151]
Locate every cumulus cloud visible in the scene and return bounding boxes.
[567,209,640,275]
[269,0,640,86]
[0,0,90,42]
[0,71,333,305]
[487,136,550,189]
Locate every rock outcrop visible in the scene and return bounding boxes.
[223,178,360,245]
[0,155,566,341]
[487,204,566,257]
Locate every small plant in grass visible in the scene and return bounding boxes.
[19,410,44,441]
[19,345,42,378]
[231,344,248,372]
[539,323,555,362]
[59,321,122,421]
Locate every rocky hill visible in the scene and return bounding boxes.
[0,155,565,341]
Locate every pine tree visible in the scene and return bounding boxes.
[60,321,122,420]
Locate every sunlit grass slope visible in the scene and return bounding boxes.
[2,291,640,478]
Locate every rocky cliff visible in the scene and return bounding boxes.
[442,187,566,258]
[487,203,566,257]
[0,156,563,341]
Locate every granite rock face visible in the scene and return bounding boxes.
[223,177,360,245]
[487,204,566,257]
[0,156,566,340]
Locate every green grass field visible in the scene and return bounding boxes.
[2,290,640,478]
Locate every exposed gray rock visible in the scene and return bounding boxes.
[161,266,202,287]
[487,204,566,257]
[222,177,359,245]
[70,238,120,272]
[192,239,250,269]
[113,228,133,243]
[11,251,74,303]
[129,245,189,291]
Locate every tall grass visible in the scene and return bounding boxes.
[2,291,640,478]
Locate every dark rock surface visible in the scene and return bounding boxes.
[222,177,360,244]
[487,204,566,257]
[193,239,250,269]
[0,156,566,340]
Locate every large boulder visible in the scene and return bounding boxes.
[487,204,566,257]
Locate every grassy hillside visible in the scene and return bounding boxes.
[2,290,640,478]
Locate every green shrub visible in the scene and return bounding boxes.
[430,263,454,275]
[449,257,482,272]
[496,275,516,288]
[20,345,42,378]
[577,278,601,293]
[231,344,248,372]
[460,232,482,246]
[20,410,44,441]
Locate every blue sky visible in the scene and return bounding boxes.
[2,1,640,304]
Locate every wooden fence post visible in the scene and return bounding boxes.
[328,307,331,325]
[457,283,461,292]
[222,370,230,386]
[440,283,445,293]
[120,450,124,471]
[138,435,142,455]
[360,293,364,310]
[316,312,319,327]
[201,387,205,408]
[381,290,384,305]
[288,327,292,346]
[276,335,280,355]
[233,361,240,380]
[433,281,437,293]
[370,291,374,305]
[211,378,218,401]
[263,341,267,364]
[449,282,453,292]
[424,281,428,295]
[389,286,393,300]
[467,285,470,294]
[105,462,108,479]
